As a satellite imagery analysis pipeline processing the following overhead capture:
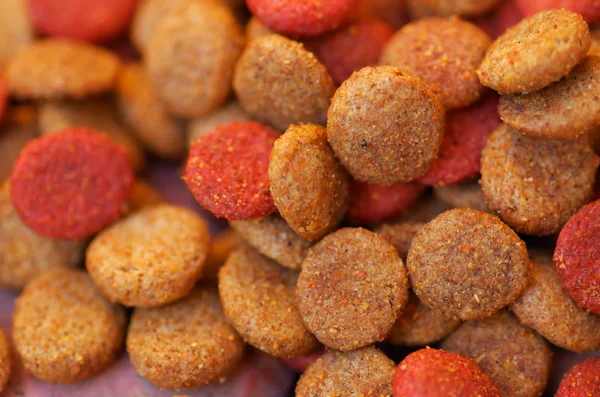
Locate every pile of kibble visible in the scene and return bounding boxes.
[0,0,599,396]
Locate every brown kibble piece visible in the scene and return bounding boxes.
[434,180,491,213]
[405,0,501,17]
[480,124,599,236]
[13,269,126,384]
[0,106,39,182]
[246,17,274,43]
[116,63,186,160]
[39,99,146,172]
[127,287,244,389]
[202,229,240,280]
[400,193,453,223]
[327,66,444,184]
[229,215,312,270]
[130,0,187,52]
[478,9,591,94]
[145,0,244,117]
[187,101,251,146]
[295,347,395,397]
[233,34,335,131]
[123,179,164,215]
[219,245,319,358]
[442,310,552,397]
[297,228,409,351]
[6,39,120,99]
[86,204,210,307]
[510,249,600,353]
[378,221,424,260]
[381,17,491,110]
[499,56,600,141]
[0,330,10,392]
[0,0,33,68]
[407,209,530,320]
[0,183,85,291]
[269,124,350,241]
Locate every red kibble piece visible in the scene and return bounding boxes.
[517,0,600,23]
[26,0,138,42]
[554,199,600,314]
[346,181,425,225]
[556,358,600,396]
[185,121,279,220]
[419,94,500,187]
[247,0,356,38]
[10,128,134,239]
[393,348,501,397]
[281,348,325,373]
[304,18,394,85]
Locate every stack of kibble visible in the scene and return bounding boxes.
[0,0,599,396]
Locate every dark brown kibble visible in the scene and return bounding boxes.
[378,221,424,260]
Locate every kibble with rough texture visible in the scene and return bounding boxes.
[556,358,600,397]
[187,101,250,146]
[517,0,600,23]
[130,0,187,51]
[0,330,10,392]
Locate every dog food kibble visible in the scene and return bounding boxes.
[442,310,552,397]
[346,181,425,225]
[0,106,38,182]
[393,348,501,397]
[407,208,530,320]
[554,199,600,314]
[418,94,501,186]
[297,228,409,351]
[13,269,126,384]
[10,128,134,239]
[328,66,444,184]
[296,347,395,397]
[229,215,312,270]
[245,17,274,42]
[116,63,186,160]
[202,229,240,280]
[304,18,394,86]
[282,348,325,373]
[354,0,407,30]
[246,0,355,38]
[219,245,320,358]
[185,121,279,220]
[187,101,250,145]
[517,0,600,23]
[127,287,244,389]
[0,330,10,392]
[480,124,599,236]
[145,0,244,118]
[511,249,600,352]
[130,0,187,51]
[233,34,335,131]
[0,0,33,68]
[381,17,491,110]
[478,9,591,94]
[406,0,502,17]
[86,204,210,307]
[499,56,600,141]
[434,181,491,213]
[269,124,350,241]
[556,358,600,397]
[124,179,164,215]
[378,221,424,260]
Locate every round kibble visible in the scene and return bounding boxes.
[0,0,33,68]
[327,66,444,185]
[295,347,395,397]
[13,269,126,384]
[145,0,244,118]
[499,56,600,141]
[127,287,244,389]
[434,180,491,213]
[269,124,350,241]
[233,34,335,131]
[381,17,491,110]
[0,330,10,392]
[130,0,187,51]
[10,128,134,240]
[511,248,600,352]
[230,214,313,270]
[219,245,320,358]
[187,101,250,146]
[442,310,552,397]
[480,123,599,236]
[377,221,424,261]
[556,358,600,397]
[477,9,591,94]
[407,208,530,320]
[297,227,409,351]
[517,0,600,23]
[6,38,120,99]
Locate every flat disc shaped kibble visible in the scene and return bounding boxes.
[554,200,600,314]
[296,228,409,351]
[378,221,424,261]
[556,358,600,396]
[295,347,395,397]
[477,9,591,94]
[218,245,320,358]
[9,128,134,240]
[327,66,444,185]
[380,17,491,110]
[269,124,350,241]
[407,208,530,320]
[187,101,250,146]
[499,56,600,141]
[233,34,335,131]
[13,269,126,384]
[442,310,552,397]
[130,0,188,52]
[517,0,600,23]
[185,121,279,220]
[86,204,210,307]
[480,124,599,236]
[127,287,244,390]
